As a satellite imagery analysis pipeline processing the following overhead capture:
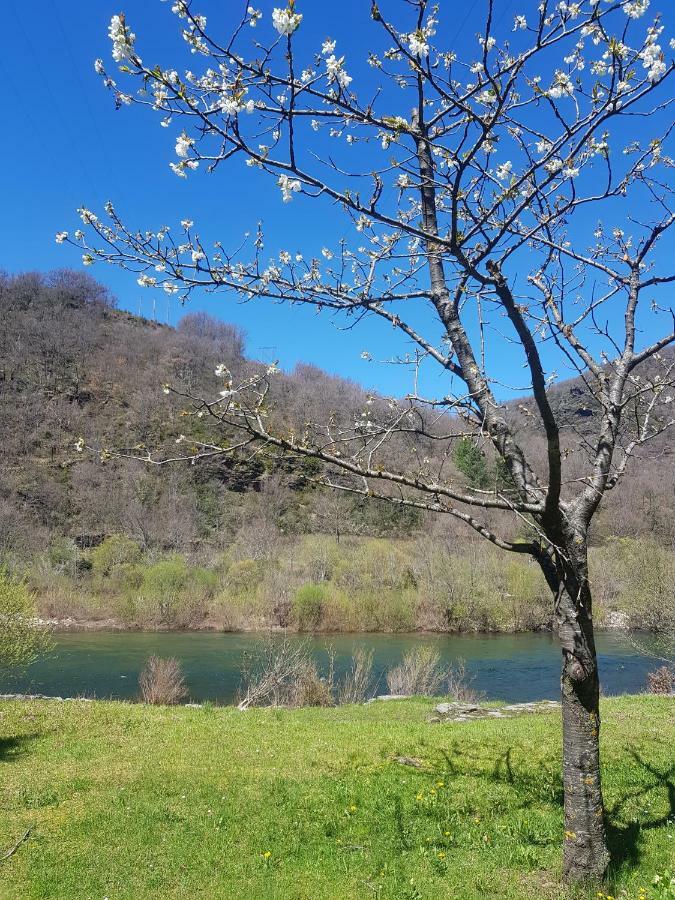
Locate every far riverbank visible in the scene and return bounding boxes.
[35,611,631,634]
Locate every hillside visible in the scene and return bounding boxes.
[0,270,421,555]
[0,269,673,633]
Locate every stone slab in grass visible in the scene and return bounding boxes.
[433,699,561,722]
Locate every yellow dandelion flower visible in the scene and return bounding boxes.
[436,781,444,787]
[438,851,446,860]
[262,851,271,860]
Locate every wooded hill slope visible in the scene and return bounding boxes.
[0,269,672,632]
[2,268,672,553]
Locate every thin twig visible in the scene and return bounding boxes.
[1,828,31,862]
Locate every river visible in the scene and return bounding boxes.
[0,630,663,704]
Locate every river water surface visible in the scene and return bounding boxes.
[0,631,661,704]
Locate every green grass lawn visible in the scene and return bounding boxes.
[0,696,673,899]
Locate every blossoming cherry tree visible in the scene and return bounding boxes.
[66,0,675,883]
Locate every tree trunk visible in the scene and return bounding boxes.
[556,564,610,882]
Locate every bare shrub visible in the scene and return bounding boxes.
[385,648,482,701]
[239,643,481,707]
[292,663,334,707]
[337,647,374,705]
[138,655,188,705]
[230,520,280,562]
[446,658,483,704]
[386,647,446,697]
[647,665,674,694]
[237,639,306,708]
[237,639,334,709]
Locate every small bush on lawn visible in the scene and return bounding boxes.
[238,639,334,708]
[337,647,374,705]
[0,567,52,670]
[647,665,674,694]
[386,647,447,696]
[139,655,188,705]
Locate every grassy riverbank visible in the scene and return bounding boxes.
[1,696,673,899]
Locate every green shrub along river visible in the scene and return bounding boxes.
[26,534,675,635]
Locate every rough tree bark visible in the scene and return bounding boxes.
[550,539,610,880]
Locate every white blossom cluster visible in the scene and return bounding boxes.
[548,70,574,99]
[271,7,302,36]
[623,0,650,18]
[247,7,262,27]
[278,174,301,202]
[325,54,353,91]
[108,14,138,64]
[495,161,513,182]
[640,28,667,82]
[408,31,429,58]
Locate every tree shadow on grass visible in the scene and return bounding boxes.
[0,733,40,763]
[429,738,674,875]
[436,739,564,808]
[605,744,675,877]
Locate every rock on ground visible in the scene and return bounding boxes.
[432,699,560,722]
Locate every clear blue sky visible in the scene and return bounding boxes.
[2,0,673,397]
